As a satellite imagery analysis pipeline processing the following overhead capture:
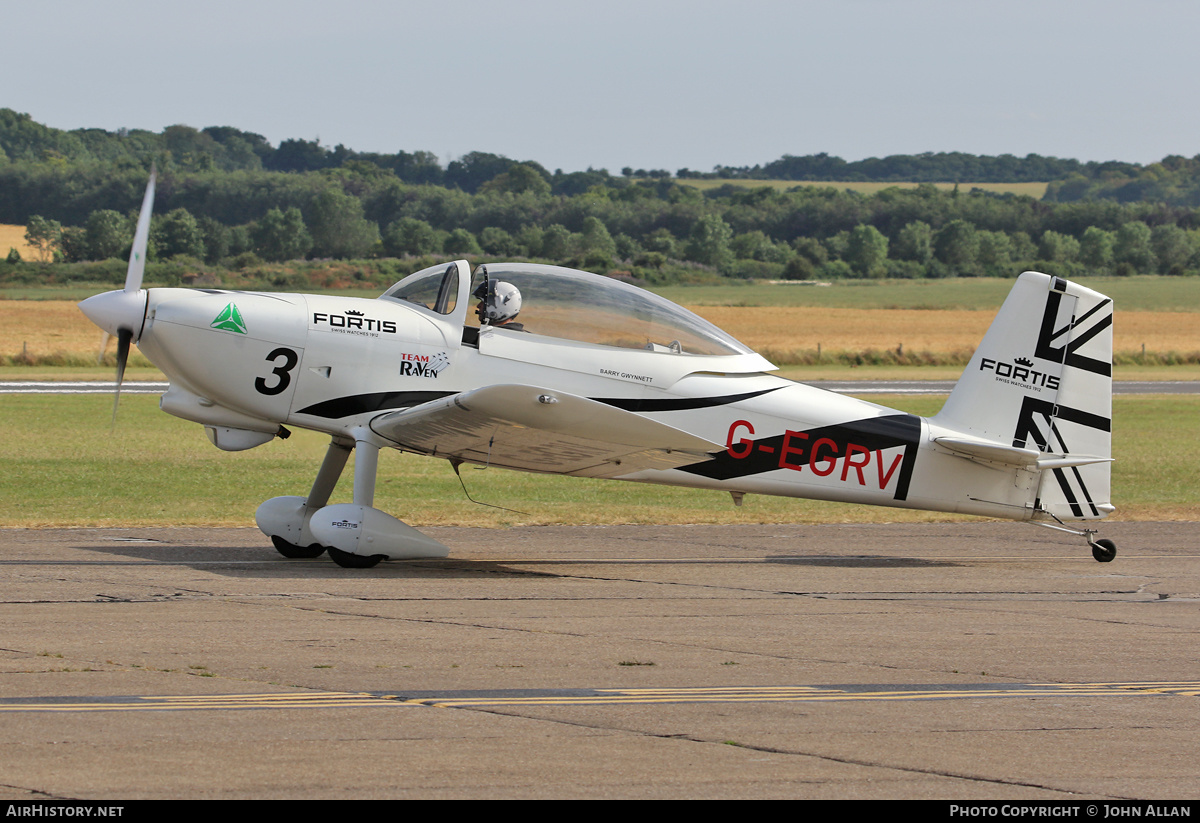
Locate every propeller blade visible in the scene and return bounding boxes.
[96,331,110,364]
[124,165,157,293]
[112,328,132,426]
[86,165,156,426]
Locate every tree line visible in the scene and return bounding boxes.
[14,180,1200,284]
[4,110,1200,283]
[7,107,1197,194]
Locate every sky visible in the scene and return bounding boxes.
[5,0,1198,173]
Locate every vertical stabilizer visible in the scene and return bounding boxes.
[934,272,1113,520]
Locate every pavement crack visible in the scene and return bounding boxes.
[423,703,1138,798]
[278,603,596,639]
[675,736,1140,799]
[0,783,63,799]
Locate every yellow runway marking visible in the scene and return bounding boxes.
[2,682,1197,713]
[419,682,1200,708]
[0,692,400,712]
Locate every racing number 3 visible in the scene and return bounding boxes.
[255,347,299,396]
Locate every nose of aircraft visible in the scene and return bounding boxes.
[78,288,148,340]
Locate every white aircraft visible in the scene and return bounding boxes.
[79,172,1117,568]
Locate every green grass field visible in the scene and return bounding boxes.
[4,394,1193,528]
[9,276,1197,312]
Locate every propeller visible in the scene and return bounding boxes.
[78,166,156,424]
[110,327,134,423]
[123,165,156,294]
[111,166,156,422]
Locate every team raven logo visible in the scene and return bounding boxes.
[210,303,247,334]
[399,351,450,378]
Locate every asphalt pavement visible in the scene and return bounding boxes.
[0,521,1196,799]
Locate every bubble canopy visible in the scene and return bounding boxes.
[381,262,755,357]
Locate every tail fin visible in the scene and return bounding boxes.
[934,272,1113,521]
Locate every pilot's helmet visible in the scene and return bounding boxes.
[473,280,522,324]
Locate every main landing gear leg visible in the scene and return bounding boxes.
[259,438,352,559]
[311,439,354,509]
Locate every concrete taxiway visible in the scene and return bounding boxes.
[0,522,1197,799]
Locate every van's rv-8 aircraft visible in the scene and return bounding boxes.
[79,172,1117,568]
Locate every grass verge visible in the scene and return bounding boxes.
[2,394,1193,528]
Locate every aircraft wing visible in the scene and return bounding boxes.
[368,384,720,478]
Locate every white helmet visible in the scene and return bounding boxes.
[474,280,522,324]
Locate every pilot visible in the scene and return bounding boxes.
[473,280,525,331]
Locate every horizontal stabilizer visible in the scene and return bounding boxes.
[935,436,1113,470]
[1033,455,1113,470]
[369,384,721,478]
[934,436,1041,466]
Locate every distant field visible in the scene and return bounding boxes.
[4,298,1197,369]
[674,179,1050,198]
[699,306,1199,360]
[0,224,34,261]
[652,275,1200,313]
[2,301,116,364]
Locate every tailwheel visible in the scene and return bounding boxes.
[1090,538,1117,563]
[271,535,326,559]
[327,547,386,569]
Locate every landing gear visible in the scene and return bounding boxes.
[327,546,385,569]
[257,439,352,560]
[1031,519,1118,562]
[257,432,451,569]
[271,535,326,559]
[1090,538,1117,563]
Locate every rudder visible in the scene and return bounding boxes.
[934,272,1113,521]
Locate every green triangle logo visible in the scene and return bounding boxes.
[210,302,247,334]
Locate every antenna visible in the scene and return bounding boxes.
[450,460,528,515]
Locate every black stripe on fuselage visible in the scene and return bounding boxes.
[296,391,455,419]
[592,387,783,413]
